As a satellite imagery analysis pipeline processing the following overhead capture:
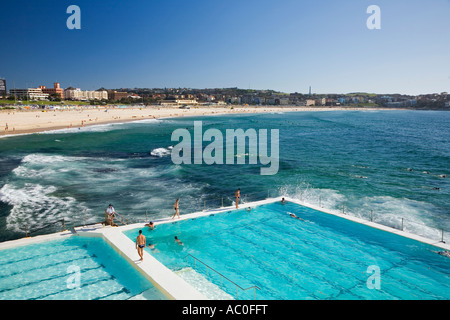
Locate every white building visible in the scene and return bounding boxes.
[64,88,108,101]
[158,99,198,106]
[9,88,49,100]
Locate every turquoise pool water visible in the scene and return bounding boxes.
[125,201,450,300]
[0,235,167,300]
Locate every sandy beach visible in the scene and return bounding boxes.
[0,105,388,137]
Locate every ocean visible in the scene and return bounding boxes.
[0,110,448,243]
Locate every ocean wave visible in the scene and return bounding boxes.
[0,183,89,233]
[41,125,116,134]
[150,146,173,157]
[21,154,90,164]
[278,183,346,209]
[352,195,443,240]
[128,118,162,124]
[12,154,93,179]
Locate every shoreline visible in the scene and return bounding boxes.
[0,105,403,137]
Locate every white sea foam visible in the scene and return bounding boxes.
[41,118,163,135]
[278,183,346,210]
[128,118,162,124]
[0,183,89,233]
[12,154,93,179]
[21,153,90,163]
[40,123,124,134]
[352,195,444,241]
[150,147,172,157]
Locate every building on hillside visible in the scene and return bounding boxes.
[158,99,198,106]
[0,79,6,98]
[9,88,49,100]
[40,82,64,99]
[64,88,108,101]
[107,90,129,101]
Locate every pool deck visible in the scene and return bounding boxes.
[1,196,449,300]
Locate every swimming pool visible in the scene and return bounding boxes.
[125,201,450,300]
[0,235,167,300]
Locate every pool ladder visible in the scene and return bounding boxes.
[184,254,260,300]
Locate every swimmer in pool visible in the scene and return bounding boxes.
[289,212,304,221]
[175,236,184,246]
[147,242,159,252]
[431,250,450,258]
[145,221,155,230]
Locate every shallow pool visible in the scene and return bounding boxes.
[0,235,167,300]
[125,202,450,300]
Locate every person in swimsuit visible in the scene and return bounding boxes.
[235,188,240,209]
[136,230,146,261]
[431,250,450,258]
[174,236,183,246]
[172,198,180,220]
[145,221,155,230]
[289,212,304,221]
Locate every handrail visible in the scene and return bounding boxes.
[114,212,133,225]
[184,253,260,300]
[105,210,133,226]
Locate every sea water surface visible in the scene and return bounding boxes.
[0,110,448,242]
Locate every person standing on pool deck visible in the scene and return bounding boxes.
[172,198,180,219]
[136,230,146,261]
[105,204,117,226]
[235,188,240,209]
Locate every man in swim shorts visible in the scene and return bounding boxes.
[136,230,146,261]
[235,188,240,209]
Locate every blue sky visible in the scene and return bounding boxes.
[1,0,449,94]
